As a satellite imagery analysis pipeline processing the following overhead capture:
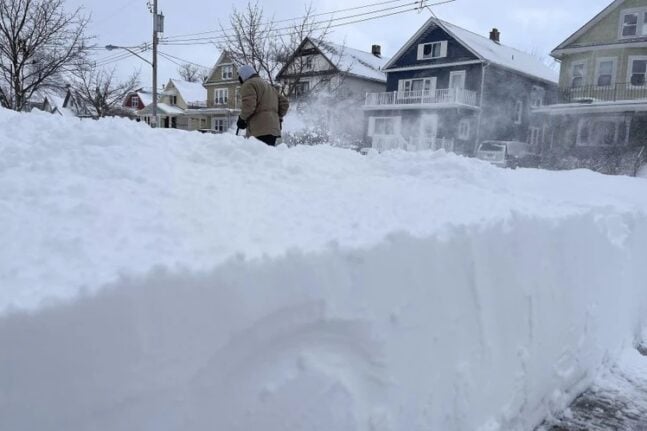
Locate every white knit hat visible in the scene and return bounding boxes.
[238,64,256,82]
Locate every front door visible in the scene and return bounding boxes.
[418,114,438,150]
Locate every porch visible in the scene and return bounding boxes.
[371,135,455,153]
[364,88,479,110]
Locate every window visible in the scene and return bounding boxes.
[513,100,523,124]
[529,127,541,146]
[373,117,396,135]
[596,58,616,87]
[222,65,233,80]
[293,81,310,96]
[571,63,586,88]
[212,118,226,132]
[130,95,139,108]
[619,8,647,38]
[629,57,647,86]
[577,116,628,146]
[398,78,435,96]
[417,41,447,60]
[530,86,545,108]
[305,56,314,70]
[169,95,177,105]
[622,12,638,36]
[215,88,228,105]
[458,118,471,140]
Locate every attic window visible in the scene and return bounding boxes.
[619,9,647,38]
[222,65,233,80]
[417,41,447,60]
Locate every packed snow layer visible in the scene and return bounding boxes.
[1,108,647,430]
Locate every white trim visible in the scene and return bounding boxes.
[214,88,229,105]
[417,41,447,60]
[553,0,625,52]
[385,60,482,72]
[383,17,484,70]
[458,118,471,140]
[571,61,587,88]
[534,100,647,115]
[529,127,541,146]
[594,57,617,87]
[627,55,647,87]
[553,41,647,57]
[618,7,647,39]
[368,116,401,137]
[514,100,523,125]
[221,64,234,80]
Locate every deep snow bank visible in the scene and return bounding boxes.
[1,108,647,430]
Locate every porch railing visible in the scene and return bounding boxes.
[365,88,478,108]
[372,135,455,153]
[547,82,647,104]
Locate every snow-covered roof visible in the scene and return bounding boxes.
[137,102,185,116]
[315,40,389,83]
[168,79,207,104]
[440,20,558,83]
[138,91,154,106]
[385,17,558,84]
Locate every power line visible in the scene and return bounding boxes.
[162,0,413,41]
[160,4,427,47]
[157,51,210,69]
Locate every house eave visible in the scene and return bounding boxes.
[362,103,481,111]
[552,39,647,58]
[533,99,647,115]
[384,60,483,73]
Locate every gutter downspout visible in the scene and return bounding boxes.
[475,61,488,155]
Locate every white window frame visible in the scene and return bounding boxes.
[458,118,471,140]
[130,95,140,108]
[618,8,647,39]
[529,127,541,146]
[169,95,178,105]
[212,118,226,132]
[627,55,647,87]
[368,116,401,137]
[576,116,629,147]
[398,77,437,97]
[214,88,229,105]
[595,57,617,87]
[513,100,523,125]
[449,70,466,90]
[417,41,448,60]
[530,85,545,108]
[221,65,234,80]
[571,61,587,88]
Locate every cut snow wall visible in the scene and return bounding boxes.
[2,209,647,431]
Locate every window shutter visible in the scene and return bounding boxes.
[440,41,448,58]
[368,117,376,137]
[417,44,425,60]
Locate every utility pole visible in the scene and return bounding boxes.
[149,0,164,128]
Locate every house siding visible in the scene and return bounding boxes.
[388,25,479,69]
[385,63,483,93]
[571,0,647,46]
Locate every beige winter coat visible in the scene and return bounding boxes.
[240,75,290,138]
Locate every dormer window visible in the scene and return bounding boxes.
[417,41,447,60]
[619,8,647,38]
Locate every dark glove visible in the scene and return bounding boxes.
[237,117,247,130]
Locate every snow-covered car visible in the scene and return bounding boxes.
[476,141,540,168]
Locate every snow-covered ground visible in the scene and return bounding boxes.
[638,163,647,179]
[1,108,647,431]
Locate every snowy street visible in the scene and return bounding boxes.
[1,109,647,430]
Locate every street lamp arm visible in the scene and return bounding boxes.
[104,45,153,66]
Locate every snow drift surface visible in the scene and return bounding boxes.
[1,108,647,431]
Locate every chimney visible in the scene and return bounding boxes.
[371,44,382,58]
[489,28,501,44]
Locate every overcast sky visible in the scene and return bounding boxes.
[65,0,613,87]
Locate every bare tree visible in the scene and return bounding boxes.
[217,1,341,90]
[71,65,140,118]
[0,0,92,111]
[177,63,207,83]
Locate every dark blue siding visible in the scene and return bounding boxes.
[388,24,478,69]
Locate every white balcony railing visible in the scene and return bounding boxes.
[365,88,478,108]
[372,135,455,153]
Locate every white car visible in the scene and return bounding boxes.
[476,141,538,168]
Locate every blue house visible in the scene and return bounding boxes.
[363,17,559,155]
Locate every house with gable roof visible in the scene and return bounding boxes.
[533,0,647,175]
[137,78,208,130]
[363,17,558,155]
[202,51,242,133]
[276,37,389,141]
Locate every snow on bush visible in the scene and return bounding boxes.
[1,107,647,430]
